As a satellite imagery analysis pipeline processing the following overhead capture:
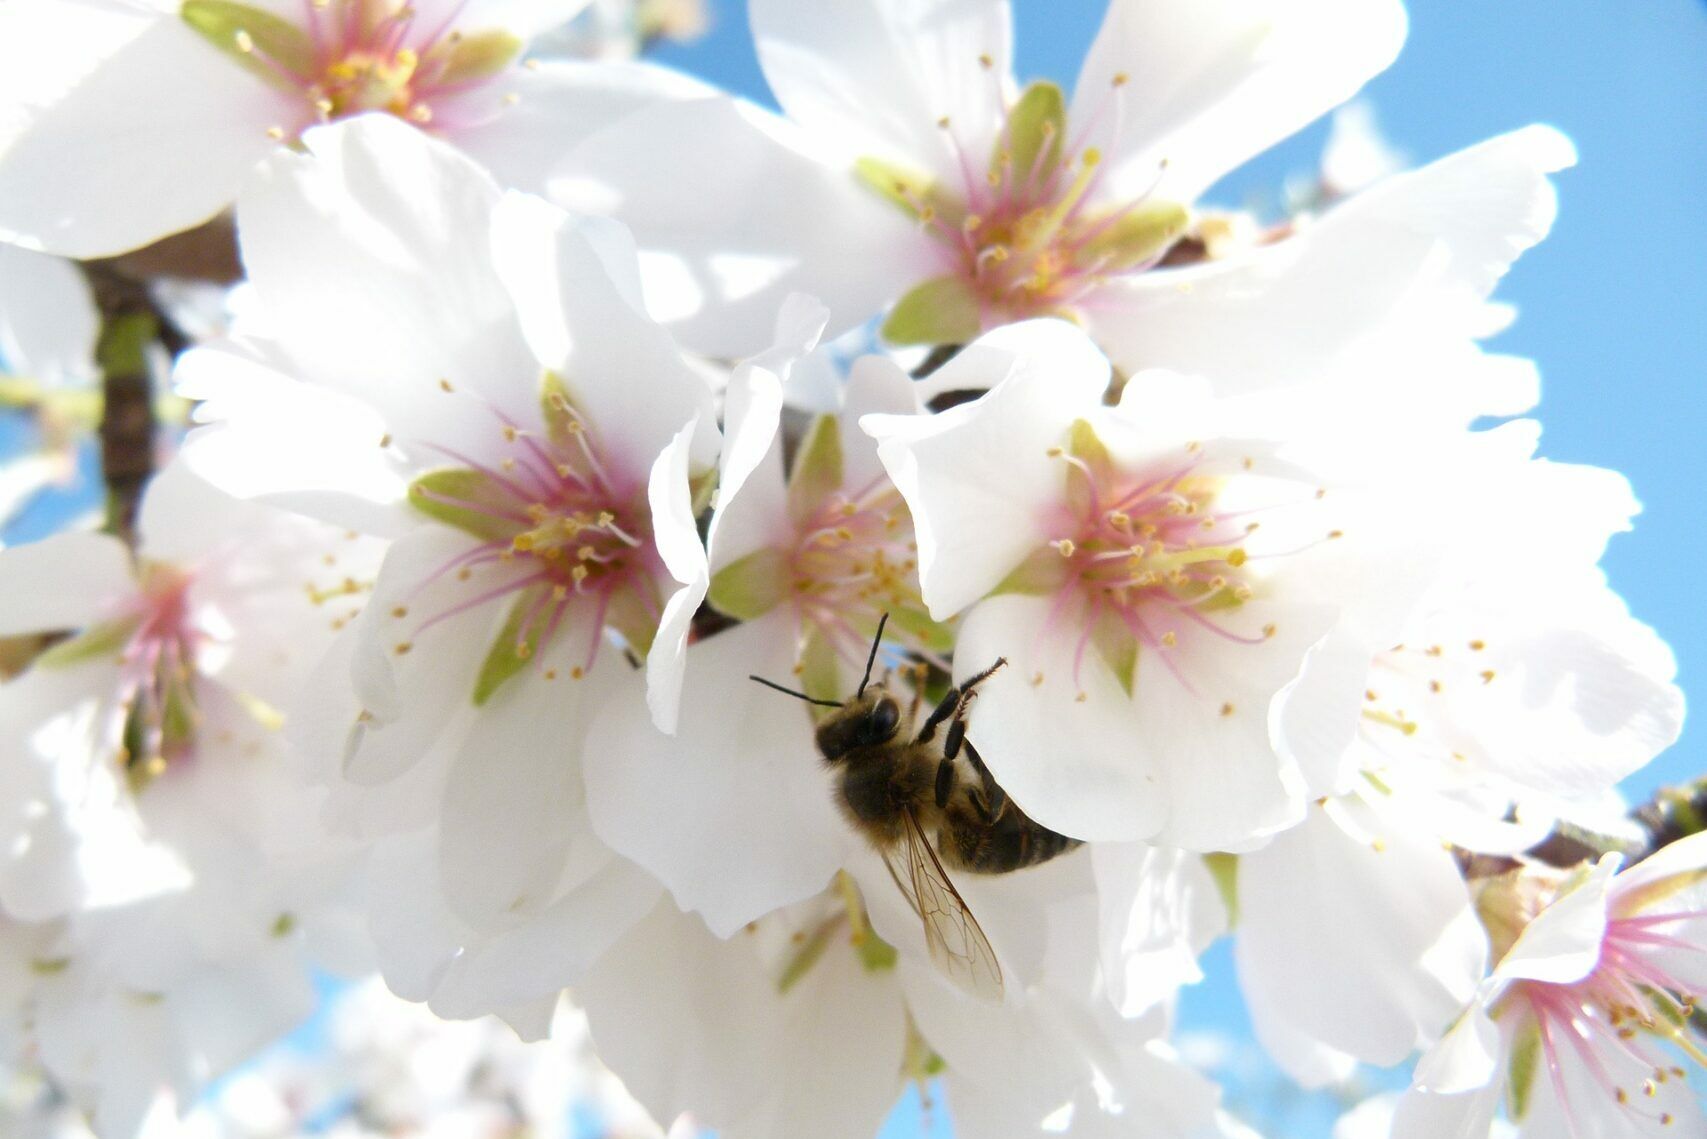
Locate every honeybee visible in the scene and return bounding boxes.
[751,615,1082,1000]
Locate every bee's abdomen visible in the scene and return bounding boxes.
[943,807,1082,874]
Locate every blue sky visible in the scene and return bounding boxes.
[653,2,1707,1135]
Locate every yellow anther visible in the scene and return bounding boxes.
[978,53,994,68]
[1226,548,1247,567]
[1161,632,1177,648]
[1111,72,1129,87]
[571,565,589,583]
[266,125,286,140]
[234,28,254,52]
[1220,703,1234,717]
[1051,539,1076,557]
[438,378,454,392]
[1480,670,1497,684]
[394,642,412,655]
[1327,529,1344,540]
[514,642,532,660]
[391,606,407,619]
[1081,147,1101,167]
[571,666,585,679]
[1469,639,1486,651]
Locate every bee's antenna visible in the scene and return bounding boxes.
[749,675,842,708]
[858,612,890,697]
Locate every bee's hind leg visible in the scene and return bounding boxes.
[963,740,1006,821]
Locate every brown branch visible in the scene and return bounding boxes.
[83,263,159,546]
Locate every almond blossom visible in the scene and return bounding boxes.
[581,302,946,937]
[862,318,1446,851]
[577,860,1242,1139]
[0,0,708,257]
[1397,838,1707,1137]
[557,0,1406,360]
[179,115,715,1026]
[0,460,383,1134]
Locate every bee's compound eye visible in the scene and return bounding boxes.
[867,697,900,742]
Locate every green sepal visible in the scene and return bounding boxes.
[1077,201,1190,271]
[606,586,658,660]
[1064,418,1113,519]
[436,29,523,84]
[777,916,838,994]
[1202,852,1239,927]
[408,468,518,544]
[885,606,954,656]
[881,276,983,348]
[472,589,546,706]
[690,465,718,519]
[35,618,140,669]
[1089,609,1137,697]
[181,0,315,87]
[707,547,788,621]
[787,414,843,527]
[854,156,938,219]
[1504,1021,1541,1120]
[998,81,1066,185]
[798,623,843,707]
[856,930,899,973]
[991,547,1072,597]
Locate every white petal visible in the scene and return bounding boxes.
[839,353,922,492]
[1392,1084,1503,1139]
[1093,843,1226,1017]
[343,526,500,785]
[951,595,1165,842]
[577,902,785,1126]
[584,615,847,937]
[0,11,287,256]
[1494,854,1619,985]
[0,529,132,635]
[1236,800,1485,1067]
[437,673,592,930]
[750,0,1012,183]
[645,417,710,735]
[1092,126,1574,396]
[527,217,718,478]
[455,58,715,194]
[239,115,538,459]
[1073,0,1407,203]
[554,95,929,357]
[176,346,412,536]
[428,850,663,1021]
[1411,1006,1504,1096]
[864,321,1110,620]
[0,245,96,388]
[706,334,790,572]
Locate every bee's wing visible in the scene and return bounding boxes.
[885,806,1005,1002]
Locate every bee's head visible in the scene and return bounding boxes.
[814,688,902,762]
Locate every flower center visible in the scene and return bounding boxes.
[1023,426,1264,695]
[182,0,523,137]
[404,378,663,699]
[860,76,1187,343]
[787,479,924,662]
[110,564,202,784]
[1509,910,1707,1130]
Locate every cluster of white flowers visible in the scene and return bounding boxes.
[0,1,1698,1137]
